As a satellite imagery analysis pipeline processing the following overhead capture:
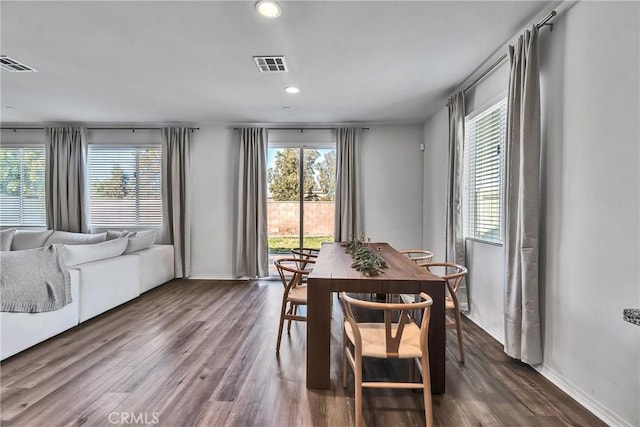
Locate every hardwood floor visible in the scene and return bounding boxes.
[1,279,604,427]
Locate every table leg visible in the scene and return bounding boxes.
[427,283,446,394]
[307,280,332,389]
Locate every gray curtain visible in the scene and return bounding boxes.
[235,128,269,278]
[334,128,363,242]
[446,93,469,311]
[504,26,543,365]
[45,127,89,233]
[162,128,191,278]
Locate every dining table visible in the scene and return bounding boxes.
[306,242,447,393]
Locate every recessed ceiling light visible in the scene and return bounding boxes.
[283,106,290,110]
[284,86,300,94]
[5,106,15,110]
[256,0,281,18]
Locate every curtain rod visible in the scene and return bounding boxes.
[233,127,369,131]
[1,127,200,132]
[456,10,557,98]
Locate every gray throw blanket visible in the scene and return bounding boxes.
[1,245,72,313]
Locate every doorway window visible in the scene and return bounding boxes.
[267,144,335,272]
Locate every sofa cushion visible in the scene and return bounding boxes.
[45,231,107,246]
[11,230,54,250]
[0,229,16,251]
[62,237,128,267]
[124,230,156,254]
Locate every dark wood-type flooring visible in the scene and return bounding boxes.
[0,279,605,427]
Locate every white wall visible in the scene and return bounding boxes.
[189,125,237,279]
[538,2,639,425]
[422,2,640,425]
[360,125,424,251]
[422,108,448,261]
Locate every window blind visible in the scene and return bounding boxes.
[89,146,162,228]
[464,98,507,244]
[0,146,46,226]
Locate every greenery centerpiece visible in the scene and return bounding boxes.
[344,237,387,276]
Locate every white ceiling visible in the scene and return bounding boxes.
[0,1,550,125]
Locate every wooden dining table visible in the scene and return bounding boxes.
[307,242,447,393]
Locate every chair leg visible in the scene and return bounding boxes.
[342,329,348,388]
[354,355,363,427]
[276,302,287,353]
[420,354,433,427]
[287,304,296,333]
[454,308,465,363]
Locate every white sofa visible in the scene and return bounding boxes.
[0,229,175,360]
[0,269,81,361]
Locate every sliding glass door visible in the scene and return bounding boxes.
[267,144,336,267]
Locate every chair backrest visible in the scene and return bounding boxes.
[424,262,468,302]
[291,247,319,259]
[341,292,433,358]
[290,248,319,270]
[399,249,434,266]
[274,258,315,294]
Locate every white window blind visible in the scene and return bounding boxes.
[0,146,46,226]
[89,146,162,228]
[464,98,507,244]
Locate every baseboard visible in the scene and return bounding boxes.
[187,274,246,280]
[533,365,632,427]
[464,313,630,427]
[463,312,505,344]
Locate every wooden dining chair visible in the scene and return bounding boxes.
[399,249,434,266]
[341,292,434,427]
[389,249,434,303]
[290,247,319,281]
[290,247,320,260]
[274,258,315,353]
[423,262,468,363]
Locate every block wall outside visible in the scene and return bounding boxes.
[267,201,334,236]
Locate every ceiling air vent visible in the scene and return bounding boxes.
[0,55,37,72]
[253,56,288,72]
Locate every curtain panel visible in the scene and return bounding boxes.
[234,128,269,278]
[334,127,363,242]
[161,127,192,278]
[503,26,543,365]
[446,93,469,311]
[45,126,89,233]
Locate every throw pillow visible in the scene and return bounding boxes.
[11,230,55,250]
[45,231,107,246]
[62,237,128,267]
[0,228,16,251]
[124,230,156,254]
[106,229,132,240]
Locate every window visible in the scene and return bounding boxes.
[464,98,507,244]
[89,146,162,228]
[0,146,46,226]
[266,145,336,254]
